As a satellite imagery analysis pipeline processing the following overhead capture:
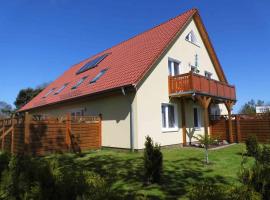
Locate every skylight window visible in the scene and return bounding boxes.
[72,76,88,90]
[185,30,198,45]
[43,88,56,98]
[76,53,109,75]
[54,83,69,95]
[90,68,108,84]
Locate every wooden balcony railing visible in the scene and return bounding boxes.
[168,72,236,100]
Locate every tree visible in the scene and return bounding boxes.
[193,134,214,164]
[0,101,13,118]
[14,84,48,110]
[238,99,267,114]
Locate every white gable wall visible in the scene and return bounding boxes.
[135,18,227,149]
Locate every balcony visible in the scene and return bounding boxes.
[168,72,236,101]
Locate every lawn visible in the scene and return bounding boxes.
[49,143,252,200]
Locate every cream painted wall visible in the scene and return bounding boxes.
[29,94,133,149]
[135,19,227,149]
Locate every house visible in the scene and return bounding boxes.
[256,106,270,114]
[20,8,236,150]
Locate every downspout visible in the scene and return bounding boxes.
[121,87,134,152]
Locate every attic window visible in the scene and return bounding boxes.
[54,83,69,95]
[76,53,109,75]
[185,30,198,46]
[90,68,108,84]
[72,76,88,90]
[43,88,56,98]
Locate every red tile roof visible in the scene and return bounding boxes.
[20,8,197,111]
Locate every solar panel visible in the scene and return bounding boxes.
[54,83,69,95]
[72,76,88,90]
[90,68,108,84]
[76,53,109,74]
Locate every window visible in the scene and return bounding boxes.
[161,103,178,131]
[168,59,180,76]
[54,83,69,95]
[76,53,109,74]
[90,68,108,84]
[72,76,88,90]
[205,71,212,79]
[193,107,201,129]
[42,88,56,98]
[185,30,198,45]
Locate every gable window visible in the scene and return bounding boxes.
[193,107,201,129]
[168,59,180,76]
[205,71,212,79]
[161,103,178,131]
[42,88,56,98]
[54,83,69,95]
[185,30,198,46]
[72,76,88,90]
[90,68,108,84]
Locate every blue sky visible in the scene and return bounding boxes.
[0,0,269,112]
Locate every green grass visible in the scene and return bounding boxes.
[47,144,253,199]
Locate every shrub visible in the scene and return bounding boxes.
[0,151,10,176]
[143,136,163,184]
[240,145,270,200]
[188,180,226,200]
[245,135,260,158]
[188,179,261,200]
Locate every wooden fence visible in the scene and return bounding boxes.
[0,114,102,156]
[210,114,270,143]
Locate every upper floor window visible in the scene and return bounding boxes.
[43,88,56,98]
[205,71,212,79]
[161,103,178,131]
[90,68,108,84]
[72,76,88,90]
[54,83,69,95]
[185,30,199,46]
[168,59,180,76]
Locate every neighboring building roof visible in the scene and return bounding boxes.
[20,8,227,111]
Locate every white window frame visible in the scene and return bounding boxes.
[161,103,179,132]
[193,106,201,130]
[185,30,200,47]
[168,58,181,76]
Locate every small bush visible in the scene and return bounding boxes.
[245,135,260,158]
[188,179,261,200]
[0,151,10,176]
[188,180,226,200]
[143,136,163,184]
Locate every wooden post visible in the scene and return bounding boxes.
[225,101,234,143]
[24,112,31,153]
[180,99,187,146]
[11,118,15,154]
[236,115,241,143]
[98,114,102,148]
[197,96,212,136]
[2,120,5,151]
[66,113,71,149]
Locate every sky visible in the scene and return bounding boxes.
[0,0,270,112]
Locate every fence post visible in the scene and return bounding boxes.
[98,114,102,148]
[2,120,5,151]
[236,115,241,143]
[24,112,31,154]
[66,113,71,149]
[11,118,15,154]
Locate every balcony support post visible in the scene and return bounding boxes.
[197,96,212,137]
[180,98,187,146]
[225,101,235,143]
